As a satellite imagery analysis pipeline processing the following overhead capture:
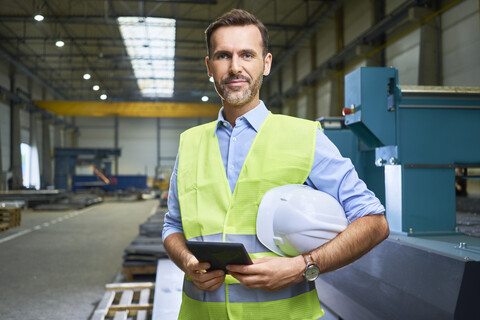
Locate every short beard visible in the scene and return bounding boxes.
[217,73,263,107]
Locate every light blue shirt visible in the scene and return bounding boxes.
[162,101,385,241]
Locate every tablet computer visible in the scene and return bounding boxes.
[186,241,253,272]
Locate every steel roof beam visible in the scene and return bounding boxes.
[29,66,207,73]
[17,53,202,61]
[0,16,306,31]
[89,0,217,3]
[0,46,66,100]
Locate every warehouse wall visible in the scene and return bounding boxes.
[264,0,480,117]
[442,0,480,85]
[76,116,210,179]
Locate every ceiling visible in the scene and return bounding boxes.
[0,0,341,105]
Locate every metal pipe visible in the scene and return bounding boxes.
[401,85,480,95]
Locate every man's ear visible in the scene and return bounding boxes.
[263,53,272,76]
[205,56,212,77]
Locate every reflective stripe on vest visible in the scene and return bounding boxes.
[177,113,324,319]
[183,277,316,303]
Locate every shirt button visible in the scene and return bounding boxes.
[229,165,234,169]
[232,137,237,141]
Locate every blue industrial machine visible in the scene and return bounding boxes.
[316,67,480,319]
[54,148,120,191]
[55,148,148,192]
[344,67,480,235]
[319,117,385,206]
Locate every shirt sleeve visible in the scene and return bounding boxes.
[162,153,184,242]
[305,128,385,223]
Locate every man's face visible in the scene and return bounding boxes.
[206,25,272,108]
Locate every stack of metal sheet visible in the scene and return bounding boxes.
[122,210,169,271]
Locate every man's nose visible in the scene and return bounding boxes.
[229,55,241,74]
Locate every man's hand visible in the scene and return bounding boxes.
[184,255,226,291]
[164,233,226,291]
[226,255,305,292]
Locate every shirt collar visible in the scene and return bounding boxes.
[215,100,269,135]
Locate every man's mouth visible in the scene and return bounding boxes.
[223,76,250,86]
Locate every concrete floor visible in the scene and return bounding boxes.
[0,199,158,320]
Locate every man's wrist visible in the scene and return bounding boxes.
[302,252,320,281]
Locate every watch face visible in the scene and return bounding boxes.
[305,265,320,281]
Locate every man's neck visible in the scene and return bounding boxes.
[222,99,259,127]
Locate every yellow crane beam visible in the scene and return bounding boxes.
[34,101,220,118]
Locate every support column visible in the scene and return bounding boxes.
[41,117,53,188]
[54,123,63,148]
[10,78,23,189]
[306,34,317,120]
[330,6,345,116]
[357,0,386,67]
[114,116,119,175]
[274,69,284,115]
[411,6,442,85]
[0,110,3,190]
[62,118,72,148]
[156,118,161,170]
[71,117,78,148]
[290,53,298,116]
[29,112,41,189]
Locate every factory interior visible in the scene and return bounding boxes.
[0,0,479,319]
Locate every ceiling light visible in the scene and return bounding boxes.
[34,14,44,22]
[201,96,209,102]
[92,85,100,91]
[100,94,107,100]
[209,76,214,83]
[83,73,91,80]
[55,40,65,47]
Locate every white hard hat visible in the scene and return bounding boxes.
[257,184,348,257]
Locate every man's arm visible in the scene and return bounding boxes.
[311,214,389,273]
[227,214,389,291]
[162,155,225,291]
[164,232,226,291]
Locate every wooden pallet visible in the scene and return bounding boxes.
[122,265,157,282]
[0,222,9,232]
[0,207,21,231]
[91,282,155,320]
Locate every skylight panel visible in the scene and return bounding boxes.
[118,17,176,98]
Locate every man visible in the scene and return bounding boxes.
[162,9,389,319]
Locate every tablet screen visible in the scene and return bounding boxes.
[186,241,253,272]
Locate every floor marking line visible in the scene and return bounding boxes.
[0,229,33,244]
[149,202,159,216]
[0,204,102,245]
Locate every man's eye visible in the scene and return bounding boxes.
[218,54,228,59]
[244,54,252,59]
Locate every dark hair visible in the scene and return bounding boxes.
[205,9,269,58]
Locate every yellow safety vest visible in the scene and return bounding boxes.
[177,113,325,319]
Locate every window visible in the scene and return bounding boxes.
[118,17,176,98]
[20,143,40,189]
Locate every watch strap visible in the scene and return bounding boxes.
[303,253,314,267]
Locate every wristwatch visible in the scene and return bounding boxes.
[303,253,320,281]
